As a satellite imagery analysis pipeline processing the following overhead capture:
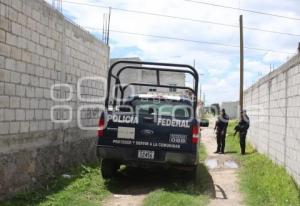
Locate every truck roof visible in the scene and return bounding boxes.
[130,93,193,103]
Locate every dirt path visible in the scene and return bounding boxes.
[101,173,153,206]
[201,119,244,206]
[102,193,146,206]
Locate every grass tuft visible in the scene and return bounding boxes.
[142,142,212,206]
[0,163,110,206]
[226,120,300,206]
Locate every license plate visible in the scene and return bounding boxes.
[169,134,187,144]
[138,150,155,160]
[117,127,135,139]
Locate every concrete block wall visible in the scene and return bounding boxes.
[221,101,239,119]
[0,0,109,198]
[244,53,300,185]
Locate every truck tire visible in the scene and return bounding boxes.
[101,159,119,179]
[186,165,198,181]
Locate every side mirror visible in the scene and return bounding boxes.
[199,119,209,127]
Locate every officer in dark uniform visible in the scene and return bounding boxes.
[214,109,229,154]
[234,110,250,155]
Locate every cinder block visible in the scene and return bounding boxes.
[0,42,11,56]
[27,40,36,53]
[11,47,22,60]
[39,34,47,47]
[0,56,4,69]
[21,50,31,63]
[21,97,30,108]
[9,121,19,134]
[39,56,47,67]
[11,0,22,11]
[7,7,18,22]
[38,120,46,130]
[18,37,27,49]
[6,58,16,71]
[0,69,10,82]
[32,9,40,22]
[4,109,15,121]
[10,96,20,108]
[0,16,10,31]
[0,82,4,95]
[12,22,22,35]
[21,74,30,85]
[20,121,29,133]
[15,109,25,120]
[31,31,39,43]
[16,61,26,73]
[26,86,35,97]
[4,83,15,95]
[35,88,43,98]
[0,29,5,42]
[0,122,9,134]
[43,110,50,119]
[39,78,47,88]
[35,109,43,120]
[31,54,39,66]
[46,121,53,130]
[0,108,3,121]
[30,98,38,109]
[18,13,27,26]
[25,110,34,120]
[10,71,20,83]
[30,121,38,132]
[0,95,9,107]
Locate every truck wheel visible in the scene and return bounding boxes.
[101,159,119,179]
[187,165,198,181]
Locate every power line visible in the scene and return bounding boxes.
[84,26,295,54]
[61,0,300,37]
[185,0,300,21]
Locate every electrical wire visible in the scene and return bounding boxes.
[84,26,295,54]
[185,0,300,21]
[61,0,300,37]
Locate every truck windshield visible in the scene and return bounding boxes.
[131,99,192,118]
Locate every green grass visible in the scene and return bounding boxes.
[0,164,110,206]
[226,120,300,206]
[142,142,212,206]
[1,144,212,206]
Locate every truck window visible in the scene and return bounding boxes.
[132,99,191,118]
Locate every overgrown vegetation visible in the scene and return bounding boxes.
[226,120,300,206]
[1,144,212,206]
[142,143,212,206]
[1,164,110,206]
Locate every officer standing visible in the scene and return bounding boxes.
[214,109,229,154]
[234,110,250,155]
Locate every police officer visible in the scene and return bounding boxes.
[234,110,250,155]
[214,109,229,154]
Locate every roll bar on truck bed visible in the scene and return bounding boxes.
[105,61,199,118]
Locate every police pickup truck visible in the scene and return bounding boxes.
[97,61,209,178]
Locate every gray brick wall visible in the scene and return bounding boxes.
[0,0,109,198]
[244,53,300,185]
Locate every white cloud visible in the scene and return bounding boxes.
[44,0,300,104]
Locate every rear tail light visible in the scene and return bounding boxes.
[192,124,199,144]
[98,117,105,137]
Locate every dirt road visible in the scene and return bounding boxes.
[201,119,244,206]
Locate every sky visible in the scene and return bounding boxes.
[46,0,300,105]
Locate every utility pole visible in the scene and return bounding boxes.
[199,84,202,102]
[193,59,196,91]
[106,7,112,45]
[239,15,244,113]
